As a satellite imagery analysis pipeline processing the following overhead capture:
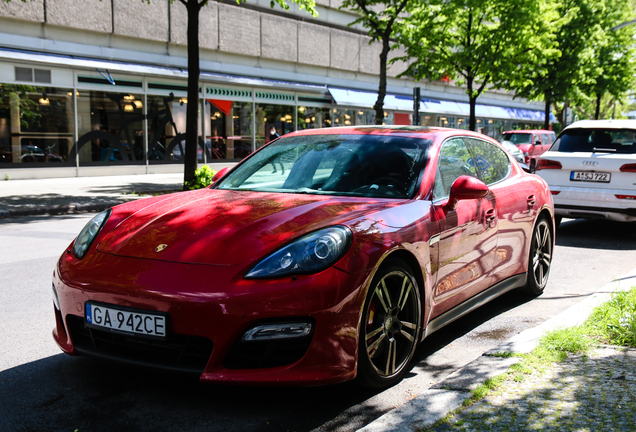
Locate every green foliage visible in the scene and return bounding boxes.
[0,84,42,129]
[398,0,557,131]
[185,165,216,190]
[585,287,636,347]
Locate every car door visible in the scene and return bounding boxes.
[430,138,499,317]
[465,137,536,281]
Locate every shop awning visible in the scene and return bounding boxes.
[328,87,557,123]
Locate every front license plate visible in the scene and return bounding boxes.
[85,302,168,339]
[570,171,611,183]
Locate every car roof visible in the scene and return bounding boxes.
[563,119,636,130]
[502,130,554,134]
[289,125,498,142]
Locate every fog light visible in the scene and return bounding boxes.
[52,284,61,311]
[243,322,312,341]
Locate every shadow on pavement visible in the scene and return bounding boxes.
[555,219,636,250]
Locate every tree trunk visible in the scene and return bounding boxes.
[467,77,476,131]
[374,38,390,125]
[543,94,550,131]
[594,93,602,120]
[184,0,200,190]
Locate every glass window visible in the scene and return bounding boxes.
[552,128,636,154]
[205,100,253,160]
[433,138,479,200]
[0,84,74,166]
[465,138,511,185]
[500,132,533,145]
[256,103,295,150]
[333,108,357,127]
[216,134,429,199]
[298,106,332,129]
[75,91,145,165]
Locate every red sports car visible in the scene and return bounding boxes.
[52,126,555,388]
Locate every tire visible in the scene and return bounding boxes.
[529,159,536,173]
[357,259,422,389]
[522,217,552,296]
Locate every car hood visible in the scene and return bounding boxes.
[515,144,532,152]
[97,188,394,266]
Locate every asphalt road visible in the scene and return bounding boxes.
[1,215,635,432]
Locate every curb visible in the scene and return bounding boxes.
[357,267,636,432]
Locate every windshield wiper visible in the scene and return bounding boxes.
[592,147,616,153]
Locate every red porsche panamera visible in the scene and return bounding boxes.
[52,126,554,388]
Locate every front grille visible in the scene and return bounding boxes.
[223,335,313,369]
[67,315,213,373]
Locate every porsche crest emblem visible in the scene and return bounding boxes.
[155,244,168,253]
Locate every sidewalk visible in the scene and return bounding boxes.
[359,268,636,432]
[0,173,184,218]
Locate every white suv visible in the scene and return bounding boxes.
[536,120,636,226]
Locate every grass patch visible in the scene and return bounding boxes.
[421,286,636,431]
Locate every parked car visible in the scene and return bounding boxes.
[52,126,555,388]
[501,130,556,172]
[536,119,636,226]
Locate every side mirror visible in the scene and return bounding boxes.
[210,166,231,185]
[447,175,489,210]
[534,139,541,145]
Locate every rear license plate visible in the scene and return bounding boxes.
[85,302,168,339]
[570,171,611,183]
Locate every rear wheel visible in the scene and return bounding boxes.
[522,217,552,296]
[357,259,422,388]
[529,159,536,173]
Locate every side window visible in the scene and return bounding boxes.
[433,138,479,200]
[541,134,550,145]
[465,138,511,185]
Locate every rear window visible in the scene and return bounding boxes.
[501,133,532,145]
[552,129,636,154]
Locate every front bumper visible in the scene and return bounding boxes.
[53,251,371,386]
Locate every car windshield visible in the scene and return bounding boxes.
[215,134,430,198]
[501,133,533,145]
[552,129,636,154]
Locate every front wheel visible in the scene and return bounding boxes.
[522,217,552,296]
[357,259,422,388]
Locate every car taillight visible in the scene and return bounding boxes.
[551,191,560,195]
[619,164,636,173]
[616,194,636,200]
[536,159,562,170]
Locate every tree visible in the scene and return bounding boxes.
[340,0,412,125]
[580,0,636,119]
[397,0,556,132]
[513,0,607,129]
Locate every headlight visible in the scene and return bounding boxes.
[245,226,352,278]
[72,209,111,259]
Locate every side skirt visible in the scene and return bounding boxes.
[422,273,527,341]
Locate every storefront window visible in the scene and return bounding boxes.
[354,109,375,125]
[256,103,295,149]
[298,106,331,129]
[333,108,357,127]
[75,91,144,165]
[0,84,74,166]
[147,94,206,164]
[205,99,253,160]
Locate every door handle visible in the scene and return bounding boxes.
[485,208,497,224]
[527,195,536,208]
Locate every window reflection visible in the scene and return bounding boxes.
[0,84,74,165]
[298,106,331,129]
[76,91,144,165]
[256,103,295,150]
[204,100,253,160]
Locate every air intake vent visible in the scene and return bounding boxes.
[14,67,51,83]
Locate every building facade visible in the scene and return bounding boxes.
[0,0,552,179]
